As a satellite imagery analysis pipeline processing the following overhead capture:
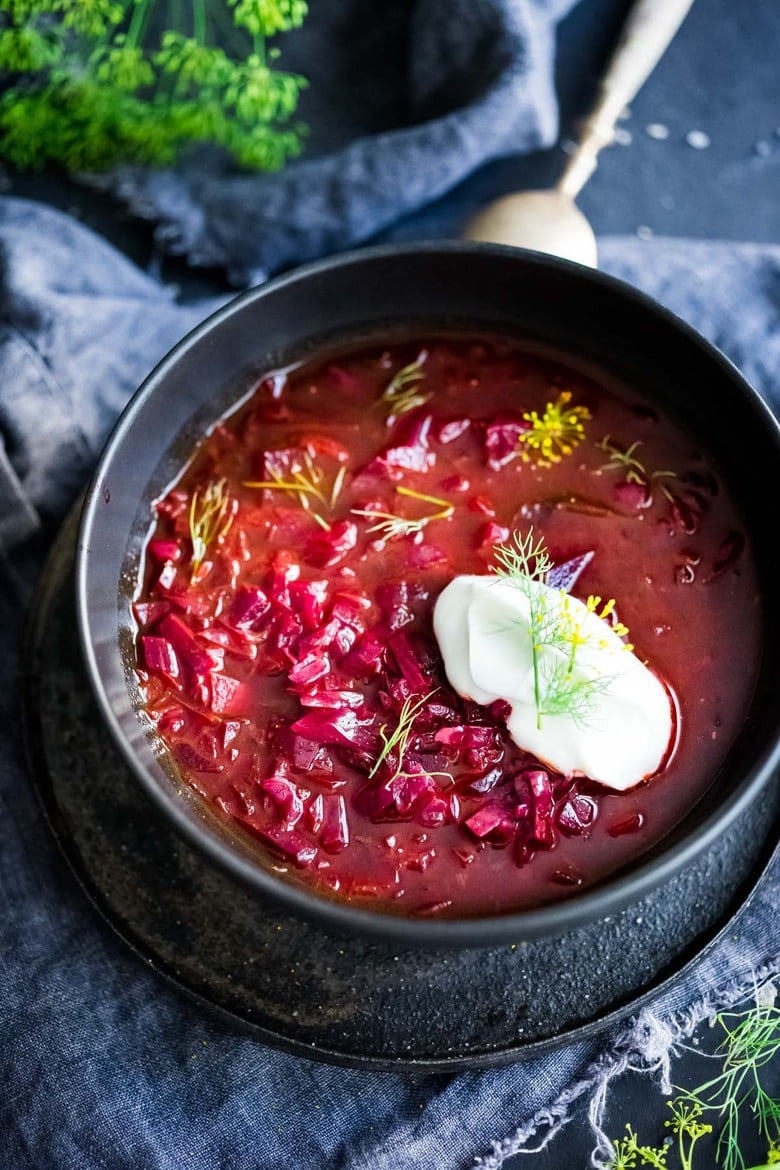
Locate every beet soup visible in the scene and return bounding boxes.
[131,334,761,918]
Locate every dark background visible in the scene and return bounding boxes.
[4,0,778,1166]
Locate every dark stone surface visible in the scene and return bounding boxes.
[22,503,780,1074]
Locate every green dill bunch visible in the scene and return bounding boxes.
[0,0,309,174]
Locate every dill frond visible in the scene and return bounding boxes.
[368,691,437,781]
[244,451,346,529]
[352,486,453,541]
[188,478,233,579]
[491,528,629,729]
[380,353,431,419]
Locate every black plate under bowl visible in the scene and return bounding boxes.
[23,504,780,1072]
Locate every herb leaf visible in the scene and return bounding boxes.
[0,1,308,174]
[188,478,233,579]
[491,528,629,730]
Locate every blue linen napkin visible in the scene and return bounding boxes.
[0,194,778,1170]
[99,0,577,286]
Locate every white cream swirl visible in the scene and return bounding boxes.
[433,575,674,791]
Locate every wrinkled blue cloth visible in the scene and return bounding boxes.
[100,0,576,285]
[0,196,779,1169]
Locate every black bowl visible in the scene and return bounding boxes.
[75,242,780,948]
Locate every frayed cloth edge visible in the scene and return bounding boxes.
[473,956,780,1169]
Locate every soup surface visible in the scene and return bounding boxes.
[132,334,761,917]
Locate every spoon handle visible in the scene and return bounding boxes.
[557,0,695,199]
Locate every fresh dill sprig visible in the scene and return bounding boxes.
[368,691,432,781]
[518,390,591,466]
[604,989,780,1170]
[380,353,431,419]
[243,452,346,530]
[188,478,233,579]
[491,528,629,730]
[598,435,677,502]
[352,485,454,541]
[673,993,780,1170]
[0,1,308,174]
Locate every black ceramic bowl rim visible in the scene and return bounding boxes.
[76,241,780,949]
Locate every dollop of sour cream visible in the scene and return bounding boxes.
[433,575,674,791]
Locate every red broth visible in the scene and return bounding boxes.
[132,335,761,917]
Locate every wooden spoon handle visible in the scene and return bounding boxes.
[558,0,696,198]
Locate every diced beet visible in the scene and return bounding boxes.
[290,708,377,752]
[407,543,448,569]
[320,793,349,852]
[465,803,505,839]
[208,674,243,715]
[262,775,304,829]
[276,725,336,774]
[388,631,431,690]
[434,725,495,749]
[241,820,317,868]
[148,539,181,564]
[306,793,324,833]
[290,579,329,630]
[156,563,178,591]
[435,417,470,444]
[557,793,598,837]
[467,767,503,795]
[157,708,186,735]
[288,652,331,688]
[305,520,358,568]
[297,688,363,710]
[478,522,510,550]
[229,584,271,629]
[546,551,595,593]
[332,623,358,657]
[330,592,370,630]
[365,410,436,476]
[343,628,386,675]
[270,611,303,655]
[608,812,645,837]
[139,636,180,681]
[296,617,341,656]
[157,614,214,676]
[525,770,555,848]
[375,581,428,631]
[418,795,449,827]
[355,780,397,822]
[173,741,224,773]
[483,411,529,470]
[487,698,511,722]
[391,771,436,815]
[133,600,171,627]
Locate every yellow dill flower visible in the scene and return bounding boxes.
[586,595,632,648]
[518,390,591,465]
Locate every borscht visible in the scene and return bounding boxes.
[131,334,760,917]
